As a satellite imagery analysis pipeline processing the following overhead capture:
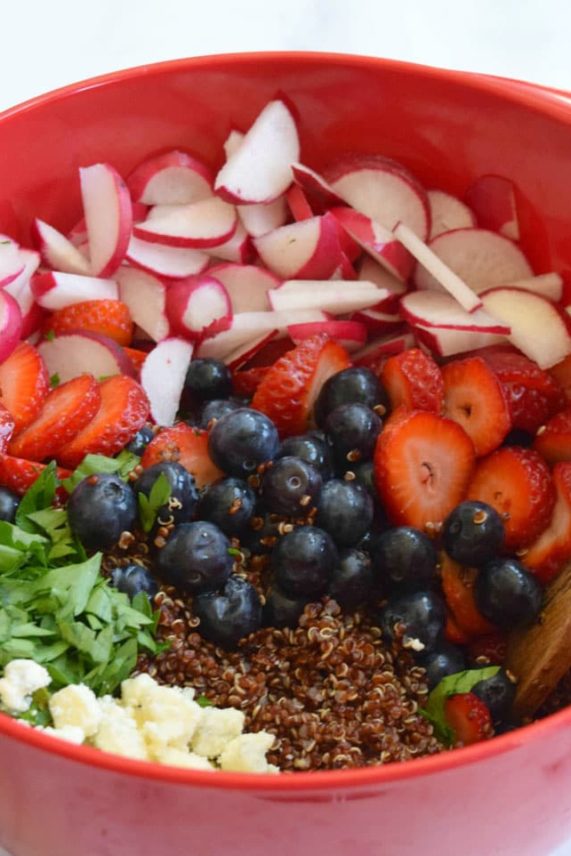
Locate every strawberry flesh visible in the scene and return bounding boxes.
[0,342,49,435]
[440,553,496,639]
[522,461,571,584]
[141,423,223,489]
[533,406,571,465]
[444,692,493,746]
[47,299,133,346]
[0,454,71,496]
[0,404,15,453]
[381,348,444,414]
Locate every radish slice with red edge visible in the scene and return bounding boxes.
[0,289,23,363]
[238,196,288,238]
[330,254,358,281]
[506,273,563,302]
[465,175,520,241]
[225,330,278,370]
[286,184,314,221]
[80,163,133,277]
[353,331,416,365]
[116,267,170,343]
[350,307,403,336]
[400,291,510,333]
[254,214,342,280]
[141,338,194,426]
[288,320,367,352]
[127,151,214,206]
[166,275,232,341]
[32,219,91,275]
[38,331,136,383]
[126,236,209,279]
[223,129,244,160]
[207,263,279,313]
[358,255,408,312]
[331,206,413,282]
[134,197,237,249]
[290,163,345,210]
[197,309,328,360]
[414,325,508,358]
[0,242,25,288]
[31,271,118,309]
[269,280,383,315]
[206,222,253,264]
[428,190,476,239]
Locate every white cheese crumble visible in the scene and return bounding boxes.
[191,706,245,758]
[220,732,279,774]
[0,659,51,713]
[49,684,102,738]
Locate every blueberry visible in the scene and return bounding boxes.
[443,501,505,567]
[325,403,382,466]
[351,460,378,498]
[375,527,438,589]
[272,525,338,597]
[198,398,241,430]
[240,513,281,554]
[475,558,543,628]
[0,487,19,523]
[208,408,279,478]
[261,456,322,517]
[134,462,198,527]
[109,563,158,601]
[194,575,262,648]
[126,426,154,456]
[329,548,374,611]
[472,670,517,722]
[276,433,333,480]
[379,591,446,652]
[314,367,388,427]
[184,358,232,402]
[316,480,374,547]
[67,474,137,551]
[156,521,233,594]
[197,477,256,536]
[262,586,310,628]
[421,643,466,689]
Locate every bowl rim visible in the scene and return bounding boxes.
[1,49,571,791]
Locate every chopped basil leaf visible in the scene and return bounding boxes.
[197,694,214,708]
[49,373,60,388]
[137,472,171,534]
[421,666,500,745]
[61,451,141,494]
[44,330,56,341]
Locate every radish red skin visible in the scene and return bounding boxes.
[166,275,232,342]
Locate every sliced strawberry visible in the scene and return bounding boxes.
[468,633,507,666]
[444,692,493,746]
[521,462,571,584]
[0,454,71,495]
[8,374,101,462]
[0,342,49,435]
[440,553,496,639]
[56,376,149,468]
[251,334,351,437]
[46,299,133,347]
[549,354,571,403]
[381,348,444,414]
[232,366,270,399]
[482,349,565,433]
[444,612,471,646]
[533,407,571,465]
[141,423,223,488]
[442,356,511,456]
[467,446,555,550]
[123,347,148,374]
[244,337,295,368]
[373,408,475,532]
[0,404,15,453]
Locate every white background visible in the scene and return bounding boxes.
[1,0,571,853]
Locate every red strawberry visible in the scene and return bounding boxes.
[549,354,571,403]
[0,342,49,435]
[0,454,71,495]
[440,554,496,639]
[373,408,475,532]
[380,348,444,414]
[244,337,295,368]
[8,375,101,462]
[444,692,493,746]
[533,407,571,465]
[46,300,133,346]
[0,405,15,453]
[251,334,351,437]
[56,376,149,468]
[468,633,507,666]
[141,423,223,488]
[444,612,471,646]
[124,347,148,373]
[467,446,555,550]
[442,356,511,456]
[521,462,571,584]
[232,366,270,399]
[482,349,565,433]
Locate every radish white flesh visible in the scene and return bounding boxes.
[33,219,91,275]
[141,338,194,426]
[331,207,413,282]
[215,100,300,204]
[413,227,533,294]
[116,267,170,342]
[0,289,23,363]
[290,163,344,209]
[225,330,277,370]
[223,129,244,160]
[400,291,510,333]
[5,279,44,340]
[394,222,482,313]
[126,236,209,278]
[197,310,327,360]
[288,320,367,352]
[238,196,288,238]
[38,332,135,382]
[206,222,253,264]
[481,287,571,369]
[414,325,508,358]
[358,255,407,312]
[135,197,237,248]
[254,214,341,280]
[31,271,118,310]
[166,276,232,341]
[4,248,40,293]
[428,190,476,239]
[0,241,25,288]
[465,175,520,240]
[354,332,416,364]
[269,280,383,315]
[127,151,213,206]
[80,163,132,276]
[505,273,563,302]
[350,308,403,335]
[208,264,279,313]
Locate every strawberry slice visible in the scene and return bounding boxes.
[444,612,471,646]
[141,423,223,488]
[521,462,571,584]
[373,408,475,532]
[0,342,49,435]
[533,407,571,465]
[0,454,71,495]
[46,299,133,346]
[380,348,444,414]
[8,374,101,462]
[251,334,351,437]
[440,553,496,639]
[444,692,493,746]
[56,375,149,468]
[468,633,507,666]
[442,356,511,456]
[549,354,571,403]
[467,446,555,550]
[232,366,270,399]
[0,405,15,453]
[123,347,148,373]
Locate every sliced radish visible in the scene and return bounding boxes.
[31,271,118,310]
[79,163,132,276]
[413,227,533,294]
[127,151,213,205]
[358,255,408,312]
[286,184,314,221]
[288,320,367,352]
[205,222,253,264]
[506,273,563,302]
[134,197,237,249]
[116,267,170,342]
[0,290,23,362]
[166,275,232,341]
[269,280,382,315]
[400,291,510,333]
[197,309,327,360]
[254,214,341,280]
[290,163,344,210]
[238,196,288,238]
[225,330,278,370]
[5,279,45,340]
[428,190,476,239]
[330,253,358,281]
[394,222,482,313]
[215,100,299,204]
[38,331,135,382]
[414,325,508,358]
[207,263,279,313]
[68,218,88,247]
[331,207,413,282]
[140,337,194,426]
[481,287,571,369]
[0,241,25,288]
[353,332,416,365]
[32,219,91,275]
[465,175,520,241]
[223,129,244,160]
[4,248,40,292]
[126,235,209,278]
[350,307,403,336]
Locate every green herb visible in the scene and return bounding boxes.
[137,472,171,533]
[61,451,141,494]
[227,547,241,557]
[197,694,214,708]
[44,330,56,342]
[421,666,500,744]
[18,687,52,727]
[49,373,61,388]
[15,462,58,531]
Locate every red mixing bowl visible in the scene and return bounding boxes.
[1,52,571,856]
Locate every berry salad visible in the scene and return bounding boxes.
[0,97,570,773]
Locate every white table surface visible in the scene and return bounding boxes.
[1,0,571,853]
